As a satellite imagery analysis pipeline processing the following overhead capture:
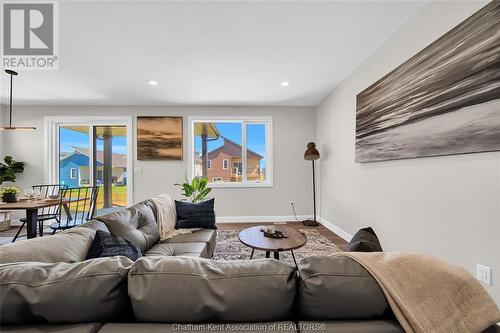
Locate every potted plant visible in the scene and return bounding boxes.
[0,156,24,230]
[1,186,20,203]
[175,176,212,203]
[0,156,25,184]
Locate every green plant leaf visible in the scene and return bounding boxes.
[183,184,193,197]
[0,156,24,184]
[192,177,199,190]
[199,177,208,190]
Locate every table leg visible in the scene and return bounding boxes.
[39,221,44,236]
[250,249,255,259]
[274,251,280,260]
[291,250,298,267]
[265,251,270,258]
[26,209,38,239]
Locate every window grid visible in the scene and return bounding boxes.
[189,117,273,187]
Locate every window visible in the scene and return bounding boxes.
[232,161,242,175]
[189,117,272,187]
[45,117,133,211]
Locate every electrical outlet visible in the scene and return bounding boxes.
[476,264,492,285]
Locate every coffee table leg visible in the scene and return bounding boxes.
[250,249,254,259]
[291,250,298,267]
[265,251,270,258]
[274,251,280,260]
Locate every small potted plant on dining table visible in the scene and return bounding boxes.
[1,186,21,203]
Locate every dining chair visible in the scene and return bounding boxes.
[50,186,100,233]
[12,184,68,242]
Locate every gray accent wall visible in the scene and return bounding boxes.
[315,0,499,305]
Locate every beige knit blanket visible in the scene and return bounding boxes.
[150,194,200,242]
[334,252,500,333]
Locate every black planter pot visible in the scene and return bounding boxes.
[2,193,17,203]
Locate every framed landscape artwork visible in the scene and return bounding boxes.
[137,116,183,160]
[355,1,500,163]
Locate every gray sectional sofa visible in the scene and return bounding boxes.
[0,200,496,333]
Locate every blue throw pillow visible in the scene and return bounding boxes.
[175,198,216,229]
[86,230,142,261]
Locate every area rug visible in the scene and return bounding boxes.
[213,229,342,264]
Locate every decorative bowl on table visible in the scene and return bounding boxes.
[48,195,60,200]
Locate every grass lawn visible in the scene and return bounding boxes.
[96,185,127,207]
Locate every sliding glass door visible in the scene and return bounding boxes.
[48,117,132,214]
[92,126,128,210]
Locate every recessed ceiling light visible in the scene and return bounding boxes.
[148,80,159,86]
[281,81,290,87]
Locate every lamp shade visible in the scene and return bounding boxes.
[304,142,320,161]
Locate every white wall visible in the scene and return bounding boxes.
[0,105,315,220]
[316,0,500,305]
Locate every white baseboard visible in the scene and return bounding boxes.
[318,216,353,241]
[217,215,311,223]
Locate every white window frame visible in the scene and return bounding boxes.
[70,168,77,179]
[207,159,212,170]
[222,159,229,170]
[188,116,273,188]
[44,116,134,206]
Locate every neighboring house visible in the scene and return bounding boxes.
[59,146,127,187]
[207,138,263,182]
[194,152,203,177]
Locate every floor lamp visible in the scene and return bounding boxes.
[303,142,320,227]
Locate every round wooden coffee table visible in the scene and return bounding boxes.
[238,225,307,266]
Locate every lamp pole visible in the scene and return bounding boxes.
[303,142,320,227]
[312,159,316,224]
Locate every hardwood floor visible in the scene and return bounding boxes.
[1,221,349,250]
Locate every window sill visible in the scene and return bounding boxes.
[209,182,273,188]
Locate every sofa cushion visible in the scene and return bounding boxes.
[97,201,160,251]
[99,322,297,333]
[298,320,403,333]
[79,219,110,232]
[163,229,217,257]
[175,199,216,229]
[0,324,102,333]
[0,227,95,264]
[0,257,133,324]
[297,256,390,320]
[128,257,296,323]
[86,230,142,261]
[144,242,208,258]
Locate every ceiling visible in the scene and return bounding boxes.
[0,1,424,107]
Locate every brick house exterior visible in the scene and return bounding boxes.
[206,138,263,182]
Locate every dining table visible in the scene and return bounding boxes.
[0,198,64,239]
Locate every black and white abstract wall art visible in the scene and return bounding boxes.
[355,1,500,163]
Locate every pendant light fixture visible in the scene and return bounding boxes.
[1,69,36,130]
